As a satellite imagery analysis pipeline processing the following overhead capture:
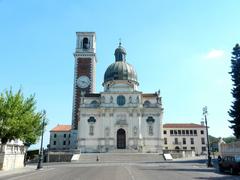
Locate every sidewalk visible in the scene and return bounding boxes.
[173,155,207,161]
[0,165,36,178]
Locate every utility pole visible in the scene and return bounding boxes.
[37,115,45,169]
[203,106,212,167]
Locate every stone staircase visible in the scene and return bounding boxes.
[73,153,164,163]
[108,148,139,153]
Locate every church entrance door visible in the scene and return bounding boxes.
[117,128,126,149]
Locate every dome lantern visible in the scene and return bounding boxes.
[114,42,127,62]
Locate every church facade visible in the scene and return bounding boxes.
[71,32,164,153]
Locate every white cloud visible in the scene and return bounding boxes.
[204,49,225,60]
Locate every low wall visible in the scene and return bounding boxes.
[220,141,240,156]
[47,151,73,162]
[0,144,25,170]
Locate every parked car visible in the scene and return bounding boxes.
[219,155,240,175]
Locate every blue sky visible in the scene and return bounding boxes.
[0,0,239,149]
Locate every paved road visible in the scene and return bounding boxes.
[0,161,239,180]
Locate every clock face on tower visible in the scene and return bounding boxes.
[77,75,91,88]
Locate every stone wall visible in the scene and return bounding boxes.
[0,143,25,170]
[47,151,73,162]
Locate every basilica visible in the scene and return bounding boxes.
[72,32,164,153]
[49,32,164,153]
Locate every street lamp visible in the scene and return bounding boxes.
[37,114,45,170]
[203,106,212,167]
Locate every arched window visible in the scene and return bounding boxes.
[143,100,151,107]
[90,100,99,108]
[83,37,89,49]
[117,95,125,106]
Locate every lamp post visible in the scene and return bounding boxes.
[203,106,212,167]
[37,115,45,170]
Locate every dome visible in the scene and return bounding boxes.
[104,43,138,84]
[104,61,138,83]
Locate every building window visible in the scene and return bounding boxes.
[53,141,56,145]
[89,125,94,136]
[69,140,71,145]
[183,138,186,145]
[186,130,189,135]
[149,125,153,136]
[170,130,173,135]
[133,127,138,136]
[146,116,155,124]
[143,100,151,107]
[91,100,100,107]
[88,116,96,123]
[164,138,167,145]
[201,138,205,145]
[64,134,66,138]
[54,134,57,138]
[174,138,178,144]
[194,130,197,135]
[201,130,204,134]
[63,141,66,145]
[191,147,195,150]
[163,130,167,134]
[69,134,71,138]
[178,130,181,135]
[174,130,177,135]
[190,138,194,144]
[182,130,185,135]
[105,127,110,137]
[117,95,126,106]
[183,147,187,150]
[83,37,89,49]
[190,130,193,135]
[202,146,206,152]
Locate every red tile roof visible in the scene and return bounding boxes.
[163,123,205,128]
[50,125,71,132]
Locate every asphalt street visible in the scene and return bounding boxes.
[0,161,239,180]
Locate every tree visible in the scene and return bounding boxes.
[229,44,240,139]
[223,136,236,144]
[209,135,218,144]
[0,89,47,145]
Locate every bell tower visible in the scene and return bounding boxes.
[72,32,96,130]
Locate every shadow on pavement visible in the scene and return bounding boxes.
[139,167,217,173]
[195,176,240,180]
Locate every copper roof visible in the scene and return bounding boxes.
[50,125,71,132]
[163,123,205,128]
